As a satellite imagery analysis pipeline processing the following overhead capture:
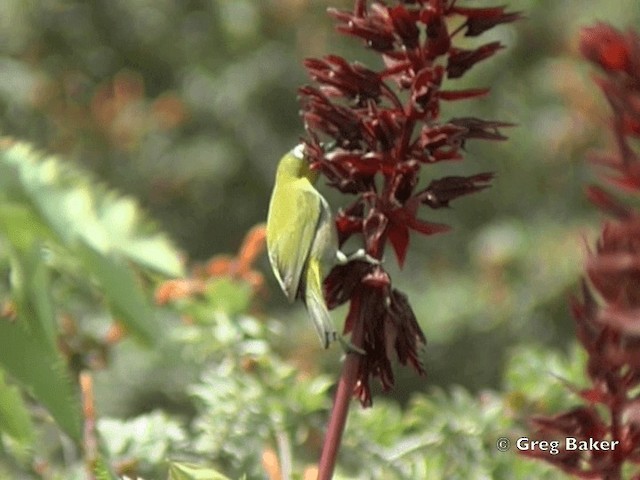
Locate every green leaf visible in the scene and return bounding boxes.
[0,140,184,277]
[0,202,54,250]
[8,243,58,348]
[0,237,80,441]
[168,462,232,480]
[204,278,253,317]
[78,244,158,345]
[92,194,184,277]
[0,320,81,441]
[0,203,59,348]
[0,368,34,444]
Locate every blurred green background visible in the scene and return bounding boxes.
[1,0,639,406]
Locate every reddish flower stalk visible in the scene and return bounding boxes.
[297,1,519,477]
[523,24,640,480]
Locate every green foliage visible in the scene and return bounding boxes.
[0,316,81,441]
[202,278,254,318]
[94,457,120,480]
[187,311,333,478]
[168,462,232,480]
[0,141,183,277]
[91,285,579,479]
[0,139,183,451]
[99,411,186,471]
[0,370,33,444]
[78,244,158,343]
[335,387,563,480]
[504,343,589,414]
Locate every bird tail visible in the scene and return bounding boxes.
[303,258,337,348]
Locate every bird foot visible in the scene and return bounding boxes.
[338,336,366,355]
[336,248,381,265]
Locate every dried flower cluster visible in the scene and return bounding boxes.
[524,24,640,479]
[299,0,519,405]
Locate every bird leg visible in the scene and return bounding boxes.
[336,248,380,265]
[338,335,366,355]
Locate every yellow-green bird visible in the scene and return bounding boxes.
[266,144,339,348]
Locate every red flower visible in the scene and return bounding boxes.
[526,24,640,479]
[299,0,518,404]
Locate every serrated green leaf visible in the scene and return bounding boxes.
[168,462,232,480]
[0,203,58,348]
[78,244,158,345]
[0,320,81,441]
[0,368,34,444]
[9,243,58,347]
[0,140,184,277]
[93,194,183,277]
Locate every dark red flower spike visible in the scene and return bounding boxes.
[302,3,520,478]
[299,0,519,405]
[525,24,640,480]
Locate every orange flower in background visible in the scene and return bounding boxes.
[155,224,267,305]
[154,277,205,306]
[205,223,267,289]
[1,299,16,321]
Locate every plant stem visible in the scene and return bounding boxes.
[80,371,97,480]
[317,303,365,480]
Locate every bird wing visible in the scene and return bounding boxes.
[266,179,322,302]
